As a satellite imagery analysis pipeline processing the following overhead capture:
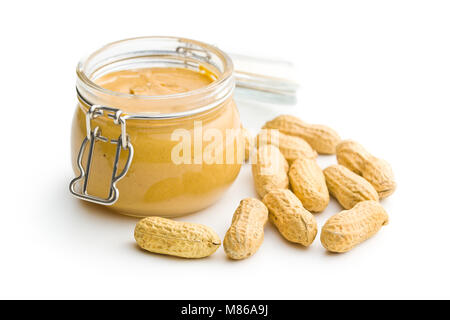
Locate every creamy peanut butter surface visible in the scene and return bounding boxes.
[95,68,215,96]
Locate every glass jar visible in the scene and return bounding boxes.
[70,37,243,217]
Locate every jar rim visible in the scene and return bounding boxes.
[76,36,235,118]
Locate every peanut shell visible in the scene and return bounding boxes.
[134,217,221,258]
[252,144,289,198]
[320,200,388,253]
[257,129,317,163]
[223,198,269,260]
[336,140,396,199]
[288,157,329,212]
[324,164,379,209]
[263,189,317,246]
[263,115,341,154]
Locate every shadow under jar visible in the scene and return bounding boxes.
[71,37,243,217]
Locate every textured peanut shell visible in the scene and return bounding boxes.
[263,115,341,154]
[263,189,317,246]
[223,198,269,260]
[336,140,396,199]
[324,164,379,209]
[288,158,329,212]
[257,129,317,163]
[320,200,388,253]
[134,217,221,258]
[252,144,289,198]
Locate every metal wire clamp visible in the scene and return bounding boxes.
[69,105,134,205]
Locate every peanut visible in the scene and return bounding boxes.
[336,140,396,199]
[263,189,317,246]
[320,200,388,253]
[263,115,341,154]
[288,157,329,212]
[324,164,379,209]
[134,217,221,258]
[252,144,289,198]
[223,198,269,260]
[257,129,317,164]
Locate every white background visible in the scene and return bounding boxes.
[1,0,449,300]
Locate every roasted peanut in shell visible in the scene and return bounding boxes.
[263,189,317,246]
[336,140,396,199]
[223,198,269,260]
[324,164,379,209]
[320,200,388,253]
[289,157,329,212]
[263,115,341,154]
[134,217,221,258]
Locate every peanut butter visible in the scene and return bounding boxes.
[95,68,215,97]
[72,67,242,217]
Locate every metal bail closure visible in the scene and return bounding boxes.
[69,105,134,205]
